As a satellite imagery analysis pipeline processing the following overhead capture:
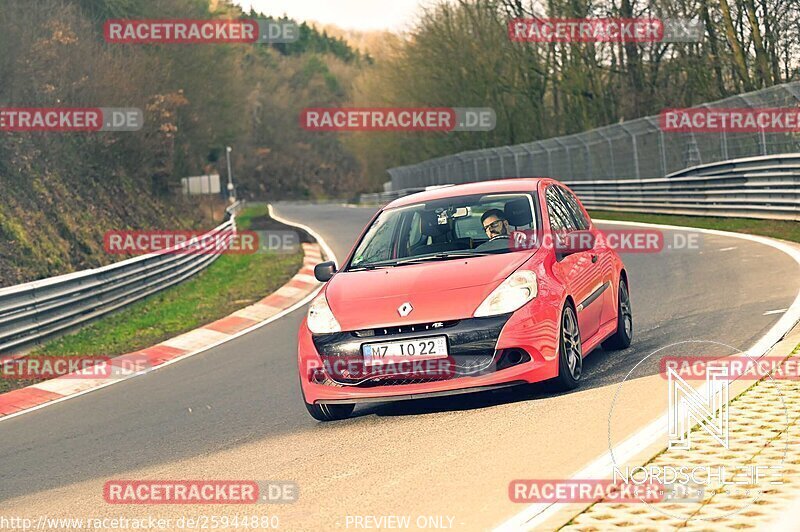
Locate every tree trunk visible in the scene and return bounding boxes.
[743,0,772,86]
[619,0,644,115]
[700,0,728,96]
[718,0,753,91]
[760,0,782,83]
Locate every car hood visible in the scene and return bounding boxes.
[325,252,532,330]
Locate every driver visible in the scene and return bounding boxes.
[481,209,510,240]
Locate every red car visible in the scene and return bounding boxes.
[298,178,632,421]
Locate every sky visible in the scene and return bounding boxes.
[231,0,430,32]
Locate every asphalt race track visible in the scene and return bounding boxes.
[1,203,797,530]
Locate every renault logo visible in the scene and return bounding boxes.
[397,302,413,317]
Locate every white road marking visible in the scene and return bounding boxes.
[268,204,338,266]
[496,219,800,531]
[719,246,738,251]
[764,309,789,316]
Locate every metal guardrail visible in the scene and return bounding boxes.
[360,154,800,221]
[0,201,245,355]
[360,189,422,205]
[360,185,454,205]
[565,154,800,221]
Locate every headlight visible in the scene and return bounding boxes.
[307,293,342,334]
[474,270,538,317]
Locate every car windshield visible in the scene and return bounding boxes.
[347,192,537,270]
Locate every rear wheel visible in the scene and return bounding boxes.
[304,401,354,422]
[602,278,632,350]
[553,304,582,391]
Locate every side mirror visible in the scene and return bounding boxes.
[556,230,595,256]
[314,261,337,282]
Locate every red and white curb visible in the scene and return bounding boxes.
[0,237,328,422]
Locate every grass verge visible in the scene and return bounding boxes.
[1,205,304,393]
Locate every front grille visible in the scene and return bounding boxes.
[354,375,452,387]
[354,320,459,338]
[454,353,496,373]
[312,315,514,387]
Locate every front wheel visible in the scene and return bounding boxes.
[602,278,632,350]
[304,401,354,422]
[553,304,583,391]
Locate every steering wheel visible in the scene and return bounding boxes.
[489,234,510,242]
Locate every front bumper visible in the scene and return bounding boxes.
[298,303,562,404]
[312,315,511,382]
[316,382,527,404]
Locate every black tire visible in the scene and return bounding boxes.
[553,304,583,391]
[304,401,354,422]
[602,277,633,350]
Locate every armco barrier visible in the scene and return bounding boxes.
[566,154,800,220]
[0,201,244,355]
[360,185,453,205]
[360,154,800,221]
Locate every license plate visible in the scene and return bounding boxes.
[362,336,448,367]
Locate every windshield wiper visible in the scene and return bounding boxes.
[346,261,399,271]
[348,251,492,271]
[392,251,492,265]
[347,265,393,272]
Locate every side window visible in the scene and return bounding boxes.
[557,187,590,230]
[546,187,577,232]
[351,211,403,265]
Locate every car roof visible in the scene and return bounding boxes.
[386,178,555,208]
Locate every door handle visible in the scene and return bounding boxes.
[591,254,598,263]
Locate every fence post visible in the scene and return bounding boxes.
[493,148,504,177]
[552,138,569,178]
[620,123,640,179]
[645,117,667,177]
[577,135,591,179]
[510,147,521,177]
[520,144,536,176]
[455,155,466,183]
[783,85,800,155]
[598,129,616,177]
